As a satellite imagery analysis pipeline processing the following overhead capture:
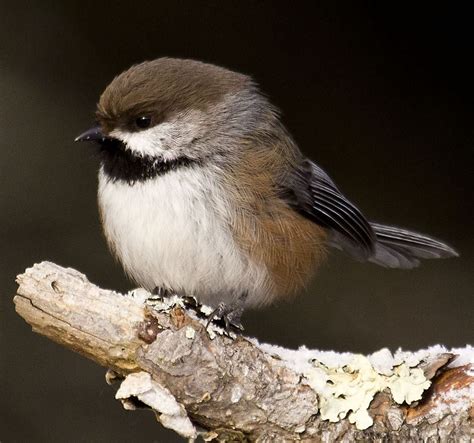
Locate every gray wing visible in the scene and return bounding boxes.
[280,159,377,261]
[280,159,458,268]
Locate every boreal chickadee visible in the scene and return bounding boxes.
[76,58,458,329]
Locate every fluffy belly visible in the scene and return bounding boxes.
[97,167,267,307]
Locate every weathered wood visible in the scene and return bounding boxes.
[14,262,473,441]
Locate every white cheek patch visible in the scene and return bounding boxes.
[110,123,179,160]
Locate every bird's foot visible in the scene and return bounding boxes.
[205,292,247,335]
[152,286,174,299]
[205,302,244,334]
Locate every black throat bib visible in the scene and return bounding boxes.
[98,138,197,185]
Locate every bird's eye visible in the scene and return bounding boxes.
[135,116,152,129]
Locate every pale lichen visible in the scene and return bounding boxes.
[304,354,431,430]
[116,372,196,439]
[126,289,227,339]
[430,383,474,417]
[200,304,214,316]
[230,385,243,403]
[185,326,196,339]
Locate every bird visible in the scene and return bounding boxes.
[75,57,458,330]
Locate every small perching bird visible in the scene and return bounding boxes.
[76,58,458,329]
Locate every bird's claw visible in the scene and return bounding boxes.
[152,286,173,299]
[205,302,244,335]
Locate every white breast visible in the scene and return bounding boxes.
[98,166,267,307]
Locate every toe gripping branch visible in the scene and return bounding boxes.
[151,287,246,335]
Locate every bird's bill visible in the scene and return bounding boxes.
[74,126,107,143]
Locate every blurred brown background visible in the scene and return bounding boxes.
[1,2,472,442]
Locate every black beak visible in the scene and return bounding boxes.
[74,126,108,143]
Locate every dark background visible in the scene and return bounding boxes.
[1,2,472,442]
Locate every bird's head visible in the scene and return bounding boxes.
[76,58,278,182]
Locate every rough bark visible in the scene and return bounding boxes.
[14,262,473,442]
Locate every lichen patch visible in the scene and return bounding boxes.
[304,354,431,430]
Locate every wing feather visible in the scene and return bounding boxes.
[279,159,458,267]
[280,159,376,259]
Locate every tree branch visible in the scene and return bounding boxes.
[14,262,473,441]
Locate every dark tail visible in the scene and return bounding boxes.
[369,223,459,269]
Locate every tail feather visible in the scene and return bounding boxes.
[369,222,459,269]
